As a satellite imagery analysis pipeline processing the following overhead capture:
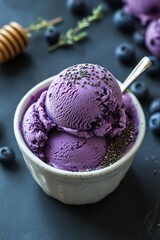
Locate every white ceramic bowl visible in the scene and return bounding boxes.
[14,77,146,205]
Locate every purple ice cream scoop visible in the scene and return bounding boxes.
[45,63,127,138]
[21,91,55,159]
[123,0,160,25]
[145,18,160,58]
[21,63,138,172]
[45,131,107,172]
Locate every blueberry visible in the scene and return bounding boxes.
[103,0,122,9]
[146,56,160,78]
[149,98,160,114]
[113,9,135,32]
[115,43,135,64]
[44,26,60,46]
[129,81,148,100]
[66,0,88,16]
[133,30,146,48]
[0,146,15,166]
[149,112,160,134]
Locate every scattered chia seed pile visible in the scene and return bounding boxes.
[63,63,111,87]
[102,120,136,167]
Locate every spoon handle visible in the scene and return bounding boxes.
[121,56,152,93]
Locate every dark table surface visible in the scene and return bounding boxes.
[0,0,160,239]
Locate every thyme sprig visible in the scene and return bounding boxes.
[25,16,63,37]
[48,4,103,52]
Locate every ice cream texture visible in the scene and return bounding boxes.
[123,0,160,25]
[21,63,138,171]
[46,131,107,171]
[45,64,126,138]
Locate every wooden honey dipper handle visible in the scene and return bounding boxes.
[0,22,29,63]
[0,17,63,63]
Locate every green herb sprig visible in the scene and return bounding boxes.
[25,17,63,38]
[48,4,103,52]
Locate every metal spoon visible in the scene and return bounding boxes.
[121,56,152,93]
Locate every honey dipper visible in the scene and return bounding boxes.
[0,17,63,63]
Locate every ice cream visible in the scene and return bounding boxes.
[21,63,138,172]
[123,0,160,25]
[145,18,160,58]
[46,131,107,171]
[45,64,126,138]
[22,91,55,160]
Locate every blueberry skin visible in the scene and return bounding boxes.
[133,30,146,48]
[44,26,60,46]
[129,81,148,100]
[66,0,88,16]
[149,112,160,134]
[115,43,135,64]
[146,56,160,78]
[0,146,15,166]
[149,98,160,114]
[113,9,135,32]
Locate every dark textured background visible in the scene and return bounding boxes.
[0,0,160,239]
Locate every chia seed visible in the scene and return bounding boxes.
[102,121,136,167]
